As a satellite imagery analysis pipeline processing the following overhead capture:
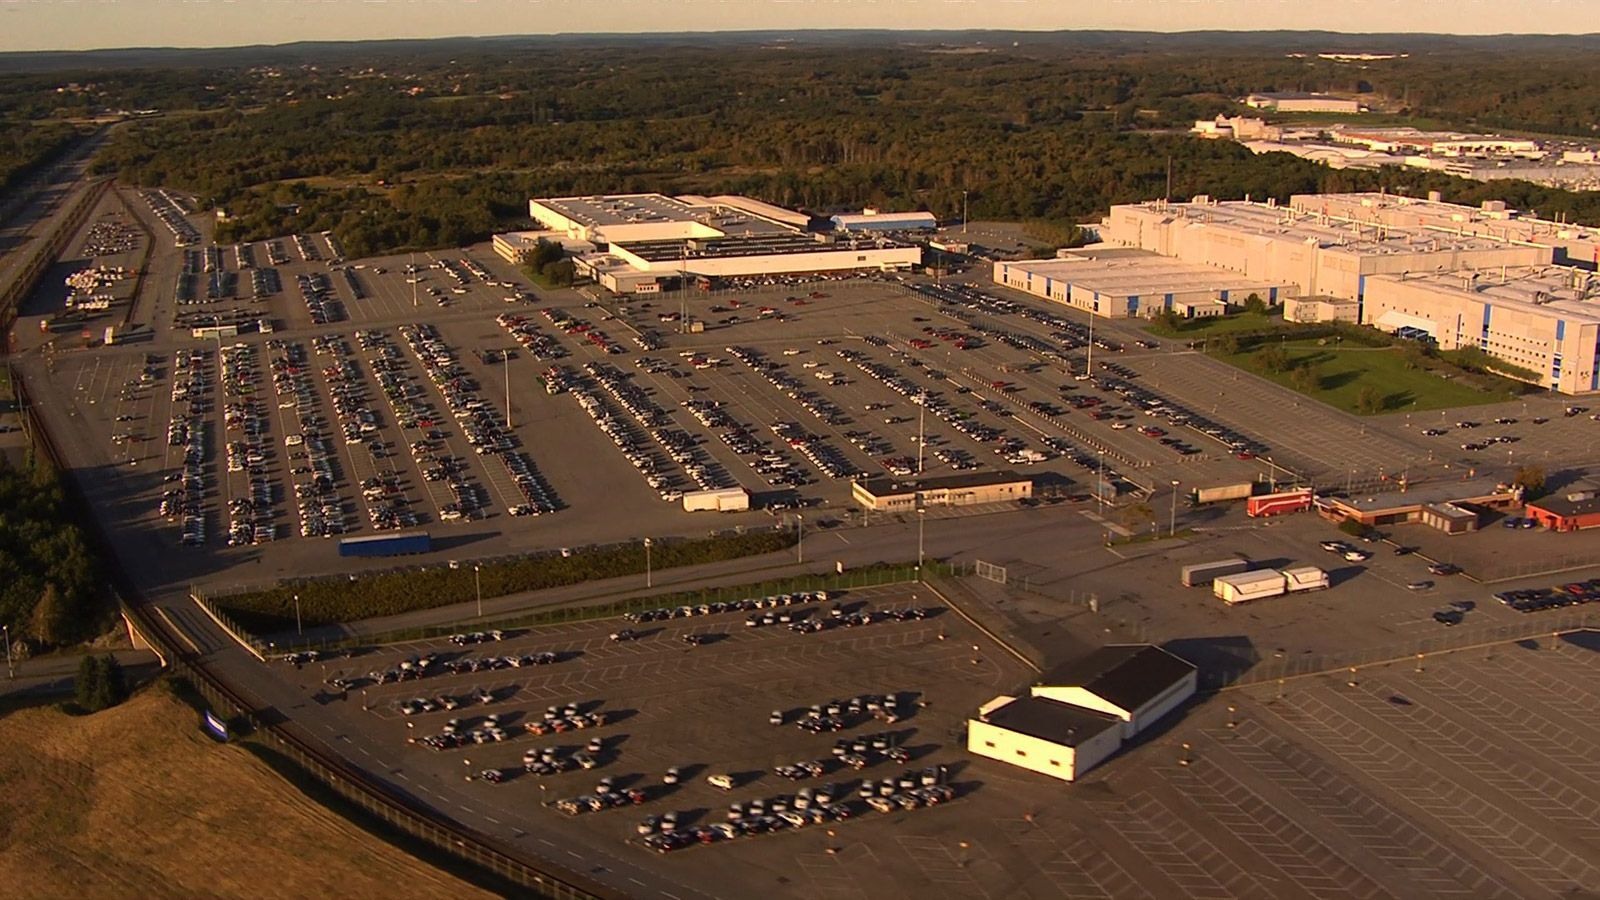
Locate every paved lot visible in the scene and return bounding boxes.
[268,580,1600,900]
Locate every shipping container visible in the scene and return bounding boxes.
[1180,558,1253,587]
[338,530,432,558]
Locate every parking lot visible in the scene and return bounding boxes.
[268,575,1600,900]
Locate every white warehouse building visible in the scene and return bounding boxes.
[525,193,921,294]
[968,644,1197,782]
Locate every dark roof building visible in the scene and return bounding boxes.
[977,696,1121,747]
[1038,645,1197,713]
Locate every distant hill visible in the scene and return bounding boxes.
[3,29,1600,73]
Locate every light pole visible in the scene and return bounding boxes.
[1170,480,1180,536]
[293,593,302,637]
[643,537,653,588]
[1096,450,1105,509]
[504,350,512,429]
[796,514,804,564]
[962,190,969,234]
[3,624,13,679]
[916,402,926,474]
[474,564,483,618]
[917,507,926,570]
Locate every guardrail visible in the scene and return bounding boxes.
[11,368,614,900]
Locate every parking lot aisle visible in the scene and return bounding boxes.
[1264,689,1586,896]
[1216,718,1510,899]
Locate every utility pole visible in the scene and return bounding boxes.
[410,252,417,308]
[294,593,303,637]
[796,514,804,564]
[3,624,13,679]
[917,507,926,570]
[916,402,926,474]
[962,190,969,234]
[504,350,511,429]
[1170,480,1181,536]
[474,564,482,618]
[643,537,653,588]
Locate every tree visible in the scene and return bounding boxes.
[1255,344,1290,374]
[1513,465,1546,497]
[1355,385,1385,415]
[1289,363,1321,393]
[31,582,68,647]
[1213,333,1241,355]
[75,654,129,712]
[1153,308,1181,333]
[1242,292,1267,314]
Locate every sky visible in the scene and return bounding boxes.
[2,0,1600,53]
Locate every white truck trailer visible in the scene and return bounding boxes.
[682,487,751,513]
[1281,566,1330,592]
[1213,570,1288,604]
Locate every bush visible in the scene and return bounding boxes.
[217,531,797,632]
[74,654,128,713]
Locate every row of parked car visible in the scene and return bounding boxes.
[143,189,199,246]
[495,313,568,362]
[297,270,343,325]
[270,340,348,539]
[219,342,277,546]
[166,349,209,545]
[319,333,419,530]
[624,591,832,624]
[1495,580,1600,613]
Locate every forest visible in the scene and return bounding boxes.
[2,33,1598,256]
[0,455,102,650]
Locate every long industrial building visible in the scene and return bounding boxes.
[993,248,1294,319]
[518,193,921,294]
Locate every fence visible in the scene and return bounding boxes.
[1469,553,1600,584]
[218,561,956,655]
[1204,608,1600,691]
[974,559,1007,585]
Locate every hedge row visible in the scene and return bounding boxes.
[217,530,796,633]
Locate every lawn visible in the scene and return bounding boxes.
[1214,340,1520,414]
[0,685,491,899]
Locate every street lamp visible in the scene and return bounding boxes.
[962,190,969,235]
[474,564,482,618]
[643,537,653,589]
[3,624,13,679]
[917,507,926,570]
[1096,450,1105,509]
[1170,480,1181,536]
[293,593,302,637]
[795,514,804,564]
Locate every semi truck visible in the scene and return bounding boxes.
[1193,482,1254,504]
[338,530,432,558]
[1213,566,1330,604]
[1180,558,1254,587]
[1246,488,1314,518]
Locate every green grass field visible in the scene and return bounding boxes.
[1215,341,1520,414]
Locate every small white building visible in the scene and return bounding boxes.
[968,644,1197,781]
[682,487,750,513]
[966,695,1123,782]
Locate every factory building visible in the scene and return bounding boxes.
[1290,192,1600,269]
[831,208,938,233]
[492,230,595,264]
[1314,478,1523,531]
[967,644,1196,782]
[525,193,921,294]
[1361,265,1600,393]
[1243,92,1362,114]
[1101,197,1553,315]
[852,470,1033,513]
[992,249,1293,319]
